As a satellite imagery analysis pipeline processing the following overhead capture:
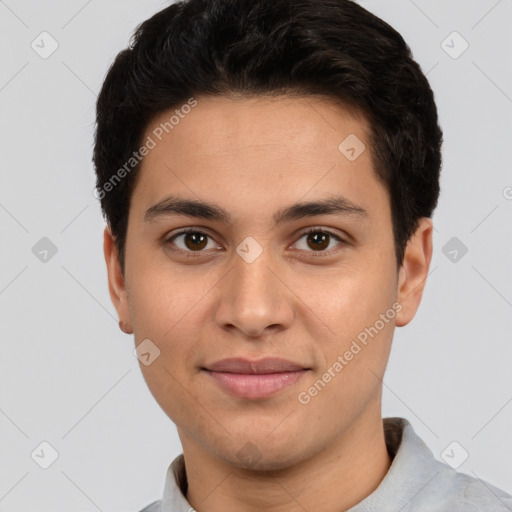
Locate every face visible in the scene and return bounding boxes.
[105,94,432,471]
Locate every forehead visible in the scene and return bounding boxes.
[145,93,369,157]
[130,94,387,222]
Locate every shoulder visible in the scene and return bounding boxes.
[423,467,512,511]
[378,418,512,511]
[403,440,512,511]
[137,500,162,512]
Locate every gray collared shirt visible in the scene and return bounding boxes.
[140,417,512,511]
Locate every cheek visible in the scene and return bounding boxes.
[139,359,201,431]
[296,318,394,427]
[127,259,210,338]
[318,263,397,335]
[305,256,397,391]
[127,266,210,400]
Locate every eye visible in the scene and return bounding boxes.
[164,226,348,258]
[293,228,347,254]
[166,229,220,255]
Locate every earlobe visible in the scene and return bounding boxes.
[103,226,133,333]
[119,320,133,334]
[394,218,433,328]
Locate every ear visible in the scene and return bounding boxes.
[103,225,132,332]
[394,217,434,327]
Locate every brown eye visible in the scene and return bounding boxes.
[294,228,346,253]
[167,230,218,253]
[183,232,208,251]
[306,231,330,251]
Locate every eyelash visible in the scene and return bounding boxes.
[164,227,348,259]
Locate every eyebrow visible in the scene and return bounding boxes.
[144,194,369,226]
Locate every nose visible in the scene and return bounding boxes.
[214,246,294,339]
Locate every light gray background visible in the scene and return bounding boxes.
[1,0,511,510]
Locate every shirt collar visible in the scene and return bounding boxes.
[158,417,442,512]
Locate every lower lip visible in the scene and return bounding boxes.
[204,370,308,399]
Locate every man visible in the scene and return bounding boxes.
[94,0,512,510]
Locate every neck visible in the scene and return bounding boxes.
[180,410,391,512]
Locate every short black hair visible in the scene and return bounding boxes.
[93,0,443,273]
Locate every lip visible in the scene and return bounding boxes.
[202,357,310,399]
[205,357,307,374]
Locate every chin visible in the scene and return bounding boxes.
[219,434,312,474]
[230,451,303,473]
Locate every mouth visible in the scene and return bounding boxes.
[201,357,310,399]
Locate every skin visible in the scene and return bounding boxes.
[104,94,433,512]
